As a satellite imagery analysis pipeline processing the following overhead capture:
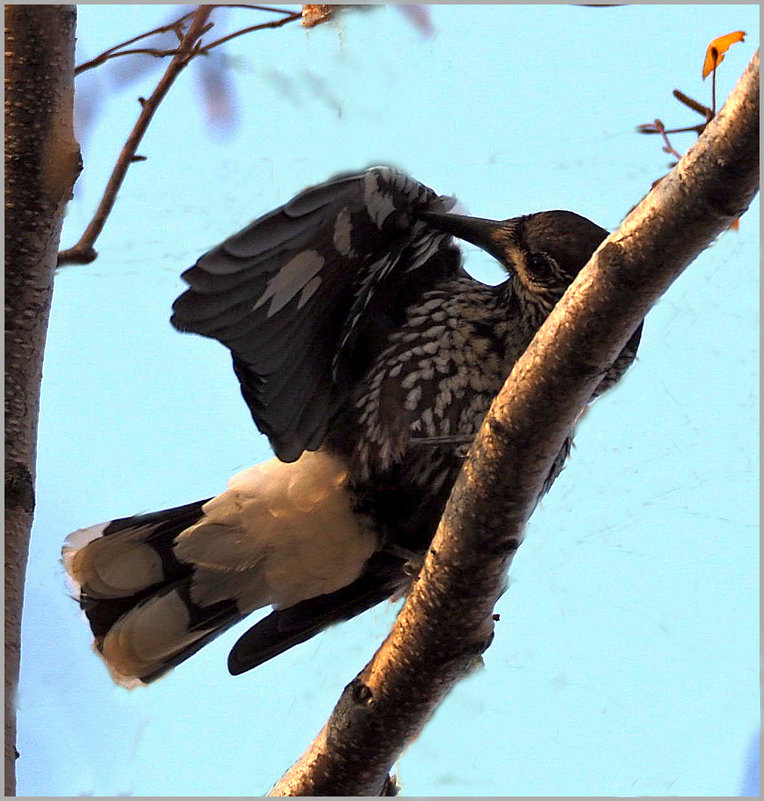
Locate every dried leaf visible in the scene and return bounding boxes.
[702,31,745,79]
[302,5,337,28]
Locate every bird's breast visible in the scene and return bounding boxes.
[347,279,508,480]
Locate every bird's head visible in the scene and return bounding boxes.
[418,208,608,301]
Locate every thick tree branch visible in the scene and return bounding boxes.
[270,51,759,796]
[5,6,80,795]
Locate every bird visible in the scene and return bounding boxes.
[62,166,642,687]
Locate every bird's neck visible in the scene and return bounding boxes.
[500,274,562,338]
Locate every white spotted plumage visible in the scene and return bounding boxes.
[349,275,533,479]
[64,167,634,686]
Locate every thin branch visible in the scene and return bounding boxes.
[78,46,197,67]
[638,90,711,154]
[199,11,301,52]
[60,4,305,265]
[653,118,683,160]
[219,4,299,14]
[74,9,196,75]
[74,21,302,74]
[58,6,214,265]
[269,51,759,797]
[74,6,301,76]
[673,89,713,120]
[661,124,705,134]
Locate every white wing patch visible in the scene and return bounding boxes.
[363,171,397,228]
[253,250,325,318]
[333,207,356,257]
[297,275,322,309]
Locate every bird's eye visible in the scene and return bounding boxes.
[525,251,562,288]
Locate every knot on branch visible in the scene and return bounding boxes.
[5,461,35,513]
[485,536,521,556]
[350,678,374,706]
[486,415,512,444]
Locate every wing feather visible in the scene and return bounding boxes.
[171,167,461,461]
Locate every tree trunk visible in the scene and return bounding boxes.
[5,6,79,795]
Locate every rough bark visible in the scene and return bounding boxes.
[5,6,79,795]
[270,51,759,796]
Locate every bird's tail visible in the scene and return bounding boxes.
[63,451,382,686]
[227,550,407,675]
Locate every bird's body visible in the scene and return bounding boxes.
[63,167,642,685]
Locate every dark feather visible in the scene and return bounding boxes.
[171,167,461,462]
[228,551,406,674]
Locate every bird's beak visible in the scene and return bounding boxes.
[417,210,507,264]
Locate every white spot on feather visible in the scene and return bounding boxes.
[101,590,212,683]
[363,172,396,228]
[333,207,355,256]
[405,386,422,411]
[253,250,325,317]
[298,275,321,309]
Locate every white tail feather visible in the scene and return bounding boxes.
[63,523,165,599]
[101,590,212,684]
[175,451,377,610]
[64,449,378,684]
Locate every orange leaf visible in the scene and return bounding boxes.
[702,31,745,79]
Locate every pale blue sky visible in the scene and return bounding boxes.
[18,4,759,796]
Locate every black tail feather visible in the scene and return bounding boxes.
[228,551,407,674]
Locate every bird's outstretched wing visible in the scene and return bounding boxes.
[171,167,462,462]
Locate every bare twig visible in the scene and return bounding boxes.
[673,89,713,120]
[661,124,706,134]
[60,4,306,265]
[270,51,759,797]
[74,5,301,75]
[199,10,301,52]
[219,4,299,14]
[74,9,196,75]
[58,7,215,265]
[654,119,682,160]
[638,91,710,145]
[636,118,689,160]
[79,46,200,68]
[639,50,726,163]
